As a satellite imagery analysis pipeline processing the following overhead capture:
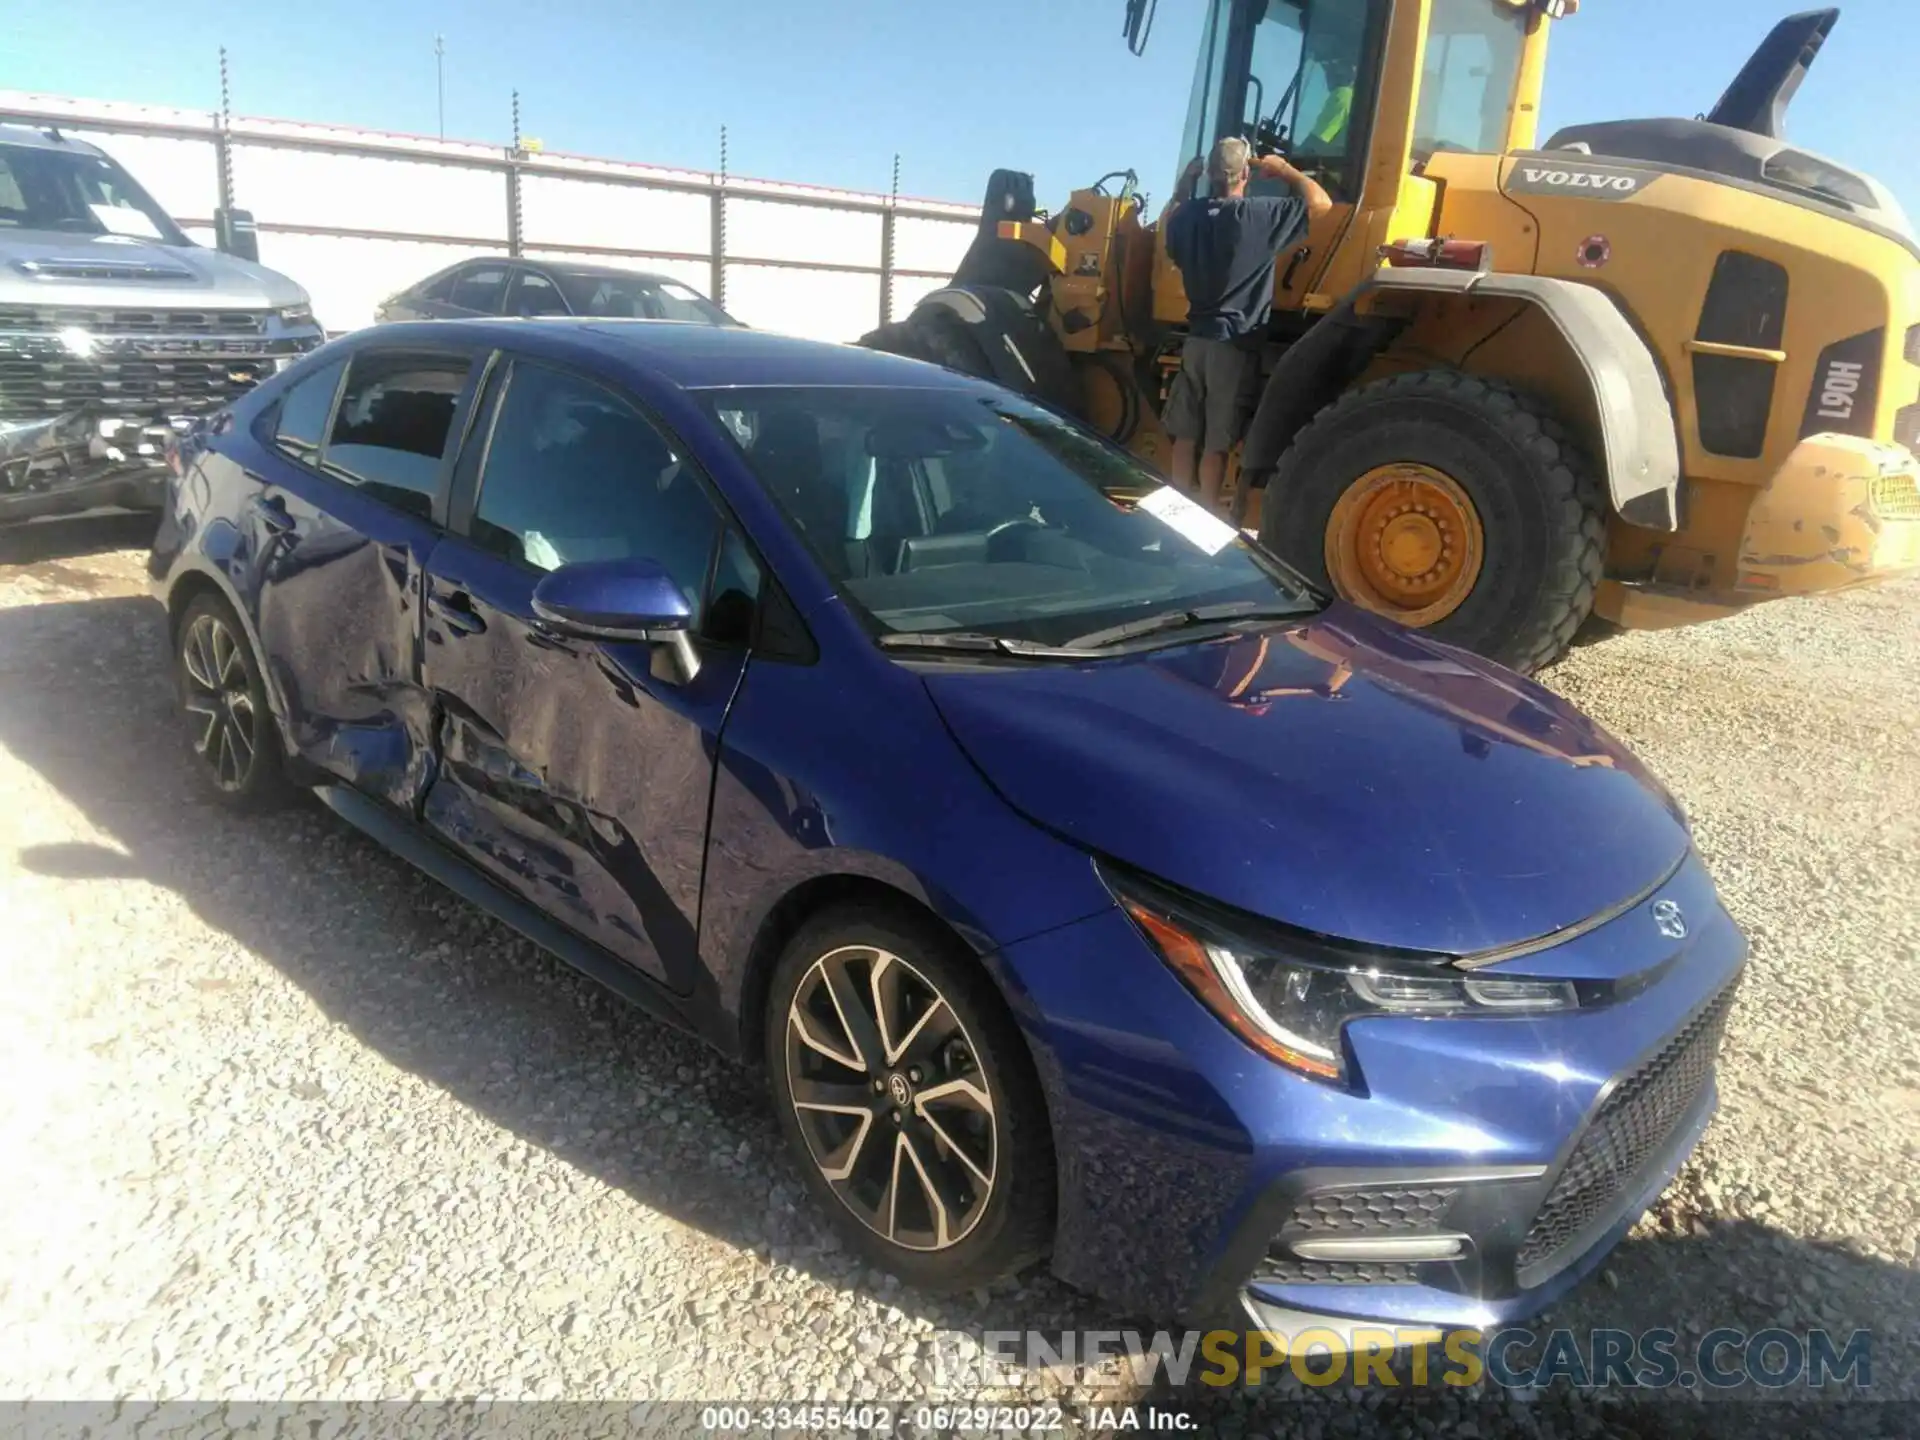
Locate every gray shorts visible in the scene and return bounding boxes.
[1164,336,1259,452]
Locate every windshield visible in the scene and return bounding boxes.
[1412,0,1529,161]
[0,142,187,244]
[705,385,1317,647]
[552,269,735,325]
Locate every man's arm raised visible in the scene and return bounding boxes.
[1256,154,1334,221]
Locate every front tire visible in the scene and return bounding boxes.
[174,592,292,811]
[1262,370,1606,674]
[766,904,1053,1291]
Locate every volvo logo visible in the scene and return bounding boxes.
[1651,900,1688,940]
[886,1073,913,1108]
[1507,160,1657,201]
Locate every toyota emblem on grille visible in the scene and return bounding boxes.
[1651,899,1688,939]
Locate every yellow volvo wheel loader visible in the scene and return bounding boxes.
[863,2,1920,673]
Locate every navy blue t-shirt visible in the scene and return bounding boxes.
[1165,194,1308,342]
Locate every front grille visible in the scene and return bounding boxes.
[1256,1185,1459,1286]
[1870,470,1920,520]
[0,355,271,420]
[1516,984,1737,1281]
[1261,1257,1421,1286]
[0,305,269,336]
[1693,252,1788,459]
[1282,1185,1457,1233]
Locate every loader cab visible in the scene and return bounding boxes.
[1171,0,1556,310]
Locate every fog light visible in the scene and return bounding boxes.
[1288,1234,1468,1262]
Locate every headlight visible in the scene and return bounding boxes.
[1103,865,1580,1085]
[276,304,314,325]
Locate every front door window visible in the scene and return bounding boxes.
[470,360,724,617]
[1240,0,1378,202]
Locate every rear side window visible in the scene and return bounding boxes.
[449,265,509,313]
[273,358,346,464]
[323,352,473,518]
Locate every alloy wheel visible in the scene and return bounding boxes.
[180,613,259,792]
[785,945,997,1252]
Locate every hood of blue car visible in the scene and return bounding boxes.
[921,605,1690,957]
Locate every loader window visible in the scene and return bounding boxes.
[1412,0,1529,161]
[1206,0,1377,204]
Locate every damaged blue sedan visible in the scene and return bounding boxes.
[150,318,1743,1335]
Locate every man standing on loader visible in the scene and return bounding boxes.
[1161,136,1331,516]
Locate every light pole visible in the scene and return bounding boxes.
[434,34,445,139]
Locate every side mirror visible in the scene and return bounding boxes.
[214,207,259,262]
[530,556,701,679]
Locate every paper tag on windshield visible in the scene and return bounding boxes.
[89,203,162,239]
[1136,485,1238,556]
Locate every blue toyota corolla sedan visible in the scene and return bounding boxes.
[150,318,1744,1337]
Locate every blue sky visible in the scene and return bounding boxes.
[7,0,1915,218]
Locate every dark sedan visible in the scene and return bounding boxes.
[149,318,1743,1340]
[376,257,737,325]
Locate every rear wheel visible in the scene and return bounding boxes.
[174,592,292,811]
[766,905,1053,1291]
[1262,370,1606,674]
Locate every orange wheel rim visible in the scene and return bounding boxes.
[1325,464,1484,627]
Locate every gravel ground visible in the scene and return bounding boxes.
[0,514,1915,1438]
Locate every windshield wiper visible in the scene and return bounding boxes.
[1065,600,1310,650]
[877,631,1093,659]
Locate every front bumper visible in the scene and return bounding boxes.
[1004,852,1746,1335]
[0,412,175,523]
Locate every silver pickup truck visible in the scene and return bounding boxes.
[1,123,324,525]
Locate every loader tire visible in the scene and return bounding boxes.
[861,308,994,379]
[861,289,1080,412]
[1261,370,1606,675]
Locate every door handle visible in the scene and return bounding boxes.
[428,589,487,636]
[250,494,296,535]
[1279,245,1313,292]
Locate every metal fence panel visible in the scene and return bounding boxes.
[0,90,981,340]
[520,175,710,258]
[726,264,885,342]
[231,143,509,240]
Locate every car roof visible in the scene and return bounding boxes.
[362,318,983,391]
[442,255,695,288]
[0,124,107,157]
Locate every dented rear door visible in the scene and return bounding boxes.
[251,344,483,808]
